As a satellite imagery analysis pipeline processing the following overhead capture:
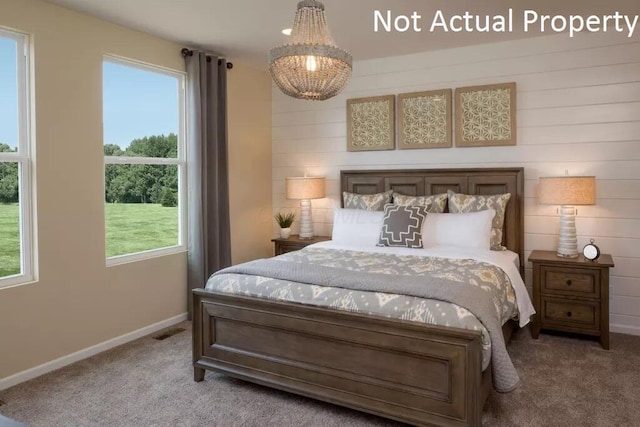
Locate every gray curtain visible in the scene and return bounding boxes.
[185,52,232,317]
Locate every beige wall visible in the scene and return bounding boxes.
[0,0,272,381]
[272,32,640,335]
[228,64,273,264]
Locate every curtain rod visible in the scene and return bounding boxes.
[181,48,233,69]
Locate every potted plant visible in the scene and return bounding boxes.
[274,212,295,239]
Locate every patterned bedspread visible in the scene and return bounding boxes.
[205,247,519,374]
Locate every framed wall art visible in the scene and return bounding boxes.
[347,95,395,152]
[455,82,517,147]
[397,89,452,149]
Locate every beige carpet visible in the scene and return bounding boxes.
[1,322,640,427]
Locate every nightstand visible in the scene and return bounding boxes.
[271,235,331,256]
[529,250,614,349]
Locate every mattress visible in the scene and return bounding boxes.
[205,242,534,371]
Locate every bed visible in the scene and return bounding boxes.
[193,167,526,427]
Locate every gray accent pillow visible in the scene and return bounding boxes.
[343,190,393,211]
[447,190,511,250]
[377,204,428,248]
[393,192,448,213]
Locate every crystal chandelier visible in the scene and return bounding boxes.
[269,0,352,101]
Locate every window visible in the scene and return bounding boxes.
[0,29,33,288]
[103,57,185,264]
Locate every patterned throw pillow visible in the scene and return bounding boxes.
[392,192,448,213]
[377,204,428,248]
[447,190,511,250]
[343,190,393,211]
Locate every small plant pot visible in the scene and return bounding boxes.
[279,227,292,239]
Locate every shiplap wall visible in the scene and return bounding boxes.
[272,32,640,336]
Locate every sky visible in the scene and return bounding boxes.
[0,37,18,149]
[102,60,179,148]
[0,34,179,150]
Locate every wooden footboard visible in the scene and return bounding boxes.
[193,289,490,427]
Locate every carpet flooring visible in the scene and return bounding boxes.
[1,322,640,427]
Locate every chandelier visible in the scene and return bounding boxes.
[268,0,352,101]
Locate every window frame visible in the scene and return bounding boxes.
[102,55,187,267]
[0,28,34,289]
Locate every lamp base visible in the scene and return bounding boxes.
[299,199,314,239]
[556,205,579,258]
[557,252,579,259]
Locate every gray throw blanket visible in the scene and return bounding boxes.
[215,258,520,392]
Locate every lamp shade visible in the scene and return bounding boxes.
[286,177,326,200]
[539,176,596,205]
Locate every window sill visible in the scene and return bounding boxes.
[106,245,187,267]
[0,274,37,291]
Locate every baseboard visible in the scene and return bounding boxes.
[611,323,640,337]
[0,313,188,391]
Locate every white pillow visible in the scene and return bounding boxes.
[422,209,495,250]
[332,208,384,246]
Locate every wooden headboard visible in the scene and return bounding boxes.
[341,167,525,274]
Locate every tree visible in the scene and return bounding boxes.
[106,167,133,203]
[160,187,178,207]
[126,134,177,158]
[103,134,179,204]
[103,144,124,156]
[0,143,16,153]
[0,143,19,204]
[0,170,18,204]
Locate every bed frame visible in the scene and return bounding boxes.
[193,167,524,427]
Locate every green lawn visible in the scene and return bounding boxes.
[0,204,179,278]
[0,204,20,278]
[105,203,179,257]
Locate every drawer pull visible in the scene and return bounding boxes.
[567,311,573,318]
[566,280,572,286]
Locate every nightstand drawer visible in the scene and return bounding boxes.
[276,243,302,255]
[272,235,331,256]
[541,266,600,298]
[541,297,600,331]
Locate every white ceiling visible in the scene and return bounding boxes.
[45,0,637,67]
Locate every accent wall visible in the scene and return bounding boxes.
[272,32,640,335]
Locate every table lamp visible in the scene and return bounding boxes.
[539,175,595,258]
[285,176,326,239]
